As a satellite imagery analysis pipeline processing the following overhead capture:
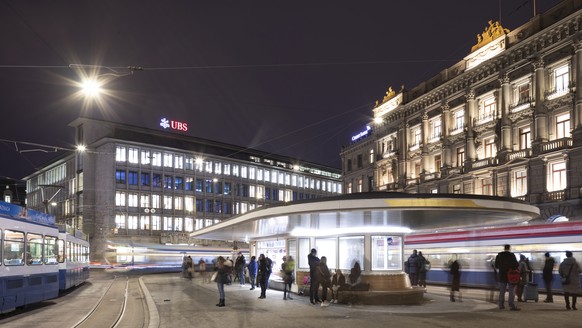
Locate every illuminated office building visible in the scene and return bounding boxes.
[341,0,582,222]
[24,117,342,261]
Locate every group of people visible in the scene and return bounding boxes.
[405,249,432,288]
[495,244,581,311]
[308,248,366,306]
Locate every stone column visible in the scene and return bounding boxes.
[500,73,512,151]
[397,122,408,189]
[421,111,430,175]
[442,103,452,169]
[533,57,548,150]
[465,89,477,166]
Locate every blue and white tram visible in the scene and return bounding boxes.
[0,201,89,313]
[405,221,582,291]
[58,230,90,290]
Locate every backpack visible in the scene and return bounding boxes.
[507,268,520,284]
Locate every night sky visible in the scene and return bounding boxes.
[0,0,564,180]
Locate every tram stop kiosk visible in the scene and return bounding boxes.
[191,192,540,305]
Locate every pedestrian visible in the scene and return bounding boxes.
[449,258,461,302]
[235,251,246,286]
[308,248,322,304]
[225,257,234,285]
[418,251,430,288]
[405,249,420,286]
[283,256,295,300]
[198,258,208,283]
[185,255,193,280]
[516,254,530,302]
[494,244,520,311]
[558,250,581,310]
[542,252,555,303]
[247,255,258,290]
[318,256,332,307]
[257,253,272,299]
[214,256,229,307]
[330,268,347,304]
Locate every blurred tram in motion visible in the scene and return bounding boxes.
[407,221,582,290]
[0,201,89,314]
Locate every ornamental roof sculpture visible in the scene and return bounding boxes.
[471,20,510,52]
[375,85,404,108]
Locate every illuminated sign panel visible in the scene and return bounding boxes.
[160,118,188,132]
[352,125,372,142]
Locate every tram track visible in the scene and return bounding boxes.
[72,275,130,328]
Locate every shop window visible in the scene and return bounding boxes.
[371,235,403,271]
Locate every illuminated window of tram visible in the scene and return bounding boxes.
[3,230,25,266]
[26,233,43,265]
[57,238,65,263]
[44,236,58,264]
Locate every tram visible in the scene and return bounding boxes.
[0,201,89,313]
[406,221,582,290]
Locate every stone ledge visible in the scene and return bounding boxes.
[337,287,425,305]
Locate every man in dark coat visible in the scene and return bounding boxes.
[406,249,420,286]
[542,252,555,303]
[494,244,520,311]
[308,248,321,304]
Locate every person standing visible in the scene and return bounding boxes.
[516,254,530,302]
[559,250,581,310]
[495,244,520,311]
[257,253,271,299]
[234,251,246,286]
[184,256,193,280]
[406,249,420,286]
[542,252,555,303]
[318,256,332,307]
[214,256,228,307]
[418,251,429,288]
[449,258,461,302]
[308,248,321,304]
[247,256,258,290]
[283,256,295,300]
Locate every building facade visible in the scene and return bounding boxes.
[341,0,582,222]
[24,117,342,261]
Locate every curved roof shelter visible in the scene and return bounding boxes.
[190,193,540,242]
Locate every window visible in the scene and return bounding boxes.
[128,193,138,207]
[128,148,139,164]
[481,178,493,195]
[141,173,150,186]
[185,157,194,170]
[241,166,248,178]
[115,170,126,184]
[556,113,571,139]
[128,171,138,185]
[431,119,441,140]
[185,177,193,191]
[434,155,441,173]
[128,215,138,229]
[174,176,183,190]
[152,152,162,166]
[163,153,173,167]
[224,163,231,175]
[115,192,126,206]
[549,161,567,192]
[205,161,213,173]
[314,238,337,270]
[151,216,161,230]
[140,194,150,208]
[185,218,194,232]
[480,97,496,121]
[116,146,126,162]
[141,150,151,165]
[554,65,569,93]
[163,217,173,231]
[185,196,194,212]
[456,147,465,167]
[514,170,527,197]
[44,236,58,264]
[164,175,173,189]
[517,83,530,104]
[152,194,161,208]
[115,214,126,229]
[196,179,203,192]
[163,196,173,210]
[519,126,531,150]
[26,233,43,265]
[369,149,374,164]
[174,155,183,169]
[484,138,496,158]
[339,236,364,270]
[347,159,352,172]
[357,154,363,168]
[3,230,25,266]
[205,179,213,193]
[140,215,150,230]
[174,217,183,231]
[174,196,183,210]
[371,235,402,270]
[452,184,461,194]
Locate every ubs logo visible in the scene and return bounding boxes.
[160,118,188,132]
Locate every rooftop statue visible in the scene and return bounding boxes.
[471,20,510,52]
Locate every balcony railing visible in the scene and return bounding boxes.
[449,125,465,136]
[545,83,572,100]
[541,138,572,153]
[507,149,531,161]
[472,157,497,169]
[474,112,496,125]
[543,190,566,202]
[509,96,533,113]
[409,143,421,151]
[423,172,441,181]
[428,134,441,143]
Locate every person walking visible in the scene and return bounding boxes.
[449,258,461,302]
[542,252,555,303]
[495,244,520,311]
[318,256,332,307]
[418,251,429,288]
[257,253,271,299]
[406,249,420,286]
[516,254,530,302]
[214,256,229,307]
[308,248,321,304]
[559,250,581,310]
[247,255,258,290]
[198,258,207,283]
[283,256,295,300]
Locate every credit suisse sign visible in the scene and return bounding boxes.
[160,118,188,132]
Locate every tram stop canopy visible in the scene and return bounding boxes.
[190,193,541,243]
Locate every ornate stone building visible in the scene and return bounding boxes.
[341,0,582,222]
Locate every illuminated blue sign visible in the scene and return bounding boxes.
[351,125,372,142]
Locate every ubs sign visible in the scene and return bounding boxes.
[160,117,188,132]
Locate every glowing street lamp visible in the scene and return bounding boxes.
[81,78,102,97]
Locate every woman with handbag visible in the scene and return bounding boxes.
[559,251,581,310]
